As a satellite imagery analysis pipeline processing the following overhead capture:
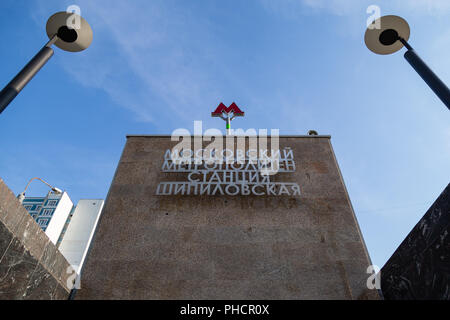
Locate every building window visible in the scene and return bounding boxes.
[41,209,53,216]
[36,205,42,212]
[24,205,33,211]
[37,219,48,227]
[47,200,58,206]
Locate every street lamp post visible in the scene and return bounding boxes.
[365,15,450,111]
[0,11,93,115]
[17,177,62,204]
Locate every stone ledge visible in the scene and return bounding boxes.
[0,178,72,300]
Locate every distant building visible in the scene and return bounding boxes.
[57,199,104,275]
[76,134,380,300]
[22,191,74,245]
[22,193,104,275]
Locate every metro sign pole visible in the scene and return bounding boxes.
[211,102,245,135]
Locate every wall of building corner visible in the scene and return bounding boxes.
[0,178,72,300]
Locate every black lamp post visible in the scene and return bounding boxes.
[365,15,450,111]
[0,11,93,115]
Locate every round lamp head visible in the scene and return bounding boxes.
[46,11,93,52]
[365,15,410,55]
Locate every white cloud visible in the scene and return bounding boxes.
[261,0,450,18]
[394,0,450,15]
[34,0,225,127]
[300,0,363,15]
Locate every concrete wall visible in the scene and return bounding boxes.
[59,199,104,275]
[77,135,380,299]
[0,178,72,300]
[381,183,450,299]
[45,192,73,245]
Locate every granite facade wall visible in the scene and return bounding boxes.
[0,178,72,300]
[77,135,379,299]
[381,183,450,300]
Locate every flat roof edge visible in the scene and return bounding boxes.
[126,134,331,138]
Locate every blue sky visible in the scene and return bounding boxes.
[0,0,449,268]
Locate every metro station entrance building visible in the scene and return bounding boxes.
[76,134,379,299]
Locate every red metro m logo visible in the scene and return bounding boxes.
[211,102,245,134]
[211,102,245,117]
